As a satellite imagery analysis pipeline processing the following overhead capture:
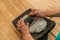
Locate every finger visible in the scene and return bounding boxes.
[17,27,20,30]
[21,19,25,25]
[17,23,22,28]
[29,9,36,16]
[29,12,34,16]
[18,19,24,25]
[34,17,38,20]
[26,23,29,26]
[17,20,21,26]
[17,23,20,27]
[17,20,22,28]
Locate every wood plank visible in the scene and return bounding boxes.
[26,0,60,10]
[51,17,60,23]
[50,17,60,37]
[48,33,55,40]
[0,14,22,40]
[51,23,60,37]
[0,0,60,40]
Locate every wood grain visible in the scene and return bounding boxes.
[0,0,60,40]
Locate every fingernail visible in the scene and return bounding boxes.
[17,27,19,30]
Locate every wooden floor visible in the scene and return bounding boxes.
[0,0,60,40]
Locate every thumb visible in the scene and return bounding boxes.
[29,9,37,16]
[26,22,29,26]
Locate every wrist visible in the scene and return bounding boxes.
[22,31,30,35]
[23,33,34,40]
[39,11,48,17]
[44,10,50,17]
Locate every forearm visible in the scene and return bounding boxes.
[22,33,34,40]
[45,9,60,17]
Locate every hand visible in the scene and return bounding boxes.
[29,9,46,17]
[17,19,30,34]
[17,19,34,40]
